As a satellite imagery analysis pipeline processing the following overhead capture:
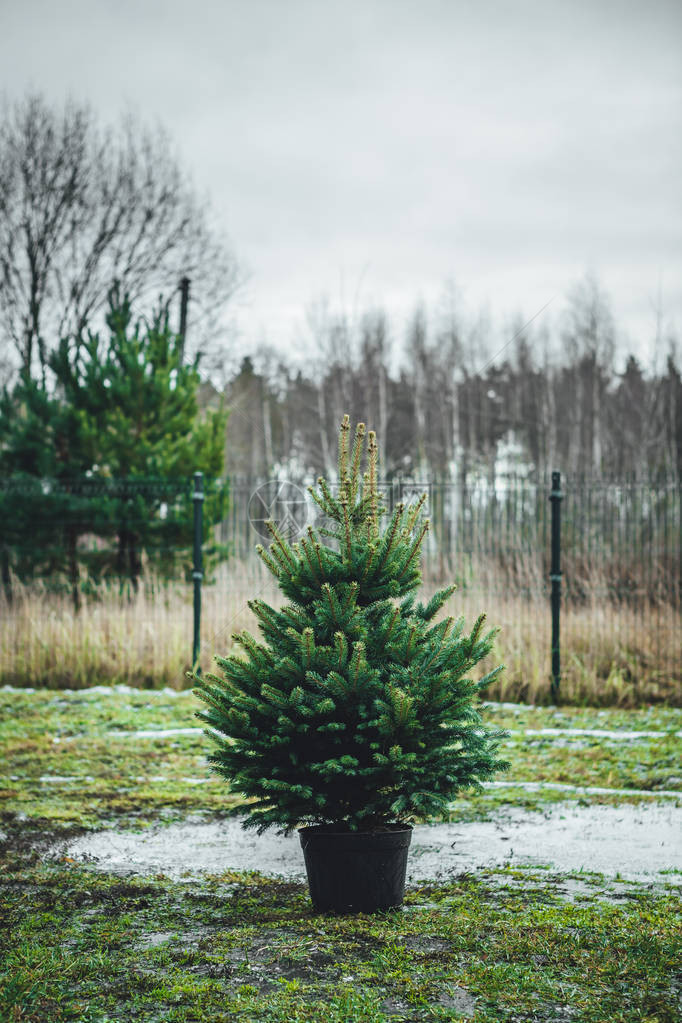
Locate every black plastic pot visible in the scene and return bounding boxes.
[299,824,412,914]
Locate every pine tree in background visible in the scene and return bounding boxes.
[0,373,105,608]
[51,285,229,585]
[0,285,229,599]
[194,417,508,833]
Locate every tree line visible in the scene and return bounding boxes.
[221,278,681,484]
[2,94,678,489]
[1,93,679,610]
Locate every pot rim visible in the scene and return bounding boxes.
[298,822,413,836]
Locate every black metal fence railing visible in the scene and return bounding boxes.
[218,472,681,700]
[0,473,228,602]
[219,473,681,606]
[1,471,680,698]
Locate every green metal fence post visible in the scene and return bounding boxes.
[549,470,563,702]
[192,471,204,674]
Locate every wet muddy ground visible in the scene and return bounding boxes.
[3,688,681,1021]
[57,801,682,885]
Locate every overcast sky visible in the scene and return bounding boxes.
[2,0,681,366]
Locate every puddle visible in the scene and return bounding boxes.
[56,803,682,885]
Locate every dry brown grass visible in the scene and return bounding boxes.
[0,562,271,691]
[1,559,680,705]
[444,591,681,706]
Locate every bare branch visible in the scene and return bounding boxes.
[0,93,241,382]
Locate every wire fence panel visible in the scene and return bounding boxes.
[222,473,681,600]
[1,472,679,702]
[221,473,681,703]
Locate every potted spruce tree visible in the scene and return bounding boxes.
[193,417,508,913]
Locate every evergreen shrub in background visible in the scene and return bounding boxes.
[0,286,228,597]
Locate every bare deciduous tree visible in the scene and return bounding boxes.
[560,275,615,474]
[0,93,241,383]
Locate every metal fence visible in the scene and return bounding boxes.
[219,472,681,602]
[2,471,680,698]
[219,472,681,698]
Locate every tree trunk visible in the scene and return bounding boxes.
[128,532,141,593]
[262,381,273,473]
[67,528,81,612]
[317,383,333,478]
[1,546,12,606]
[117,528,140,595]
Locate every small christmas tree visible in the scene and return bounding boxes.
[194,417,508,833]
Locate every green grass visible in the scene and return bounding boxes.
[1,859,680,1022]
[1,690,679,832]
[2,691,681,1021]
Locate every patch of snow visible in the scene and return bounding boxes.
[106,727,204,739]
[50,724,681,746]
[56,802,682,884]
[482,701,533,711]
[486,780,681,797]
[38,775,95,783]
[515,727,680,740]
[2,683,186,697]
